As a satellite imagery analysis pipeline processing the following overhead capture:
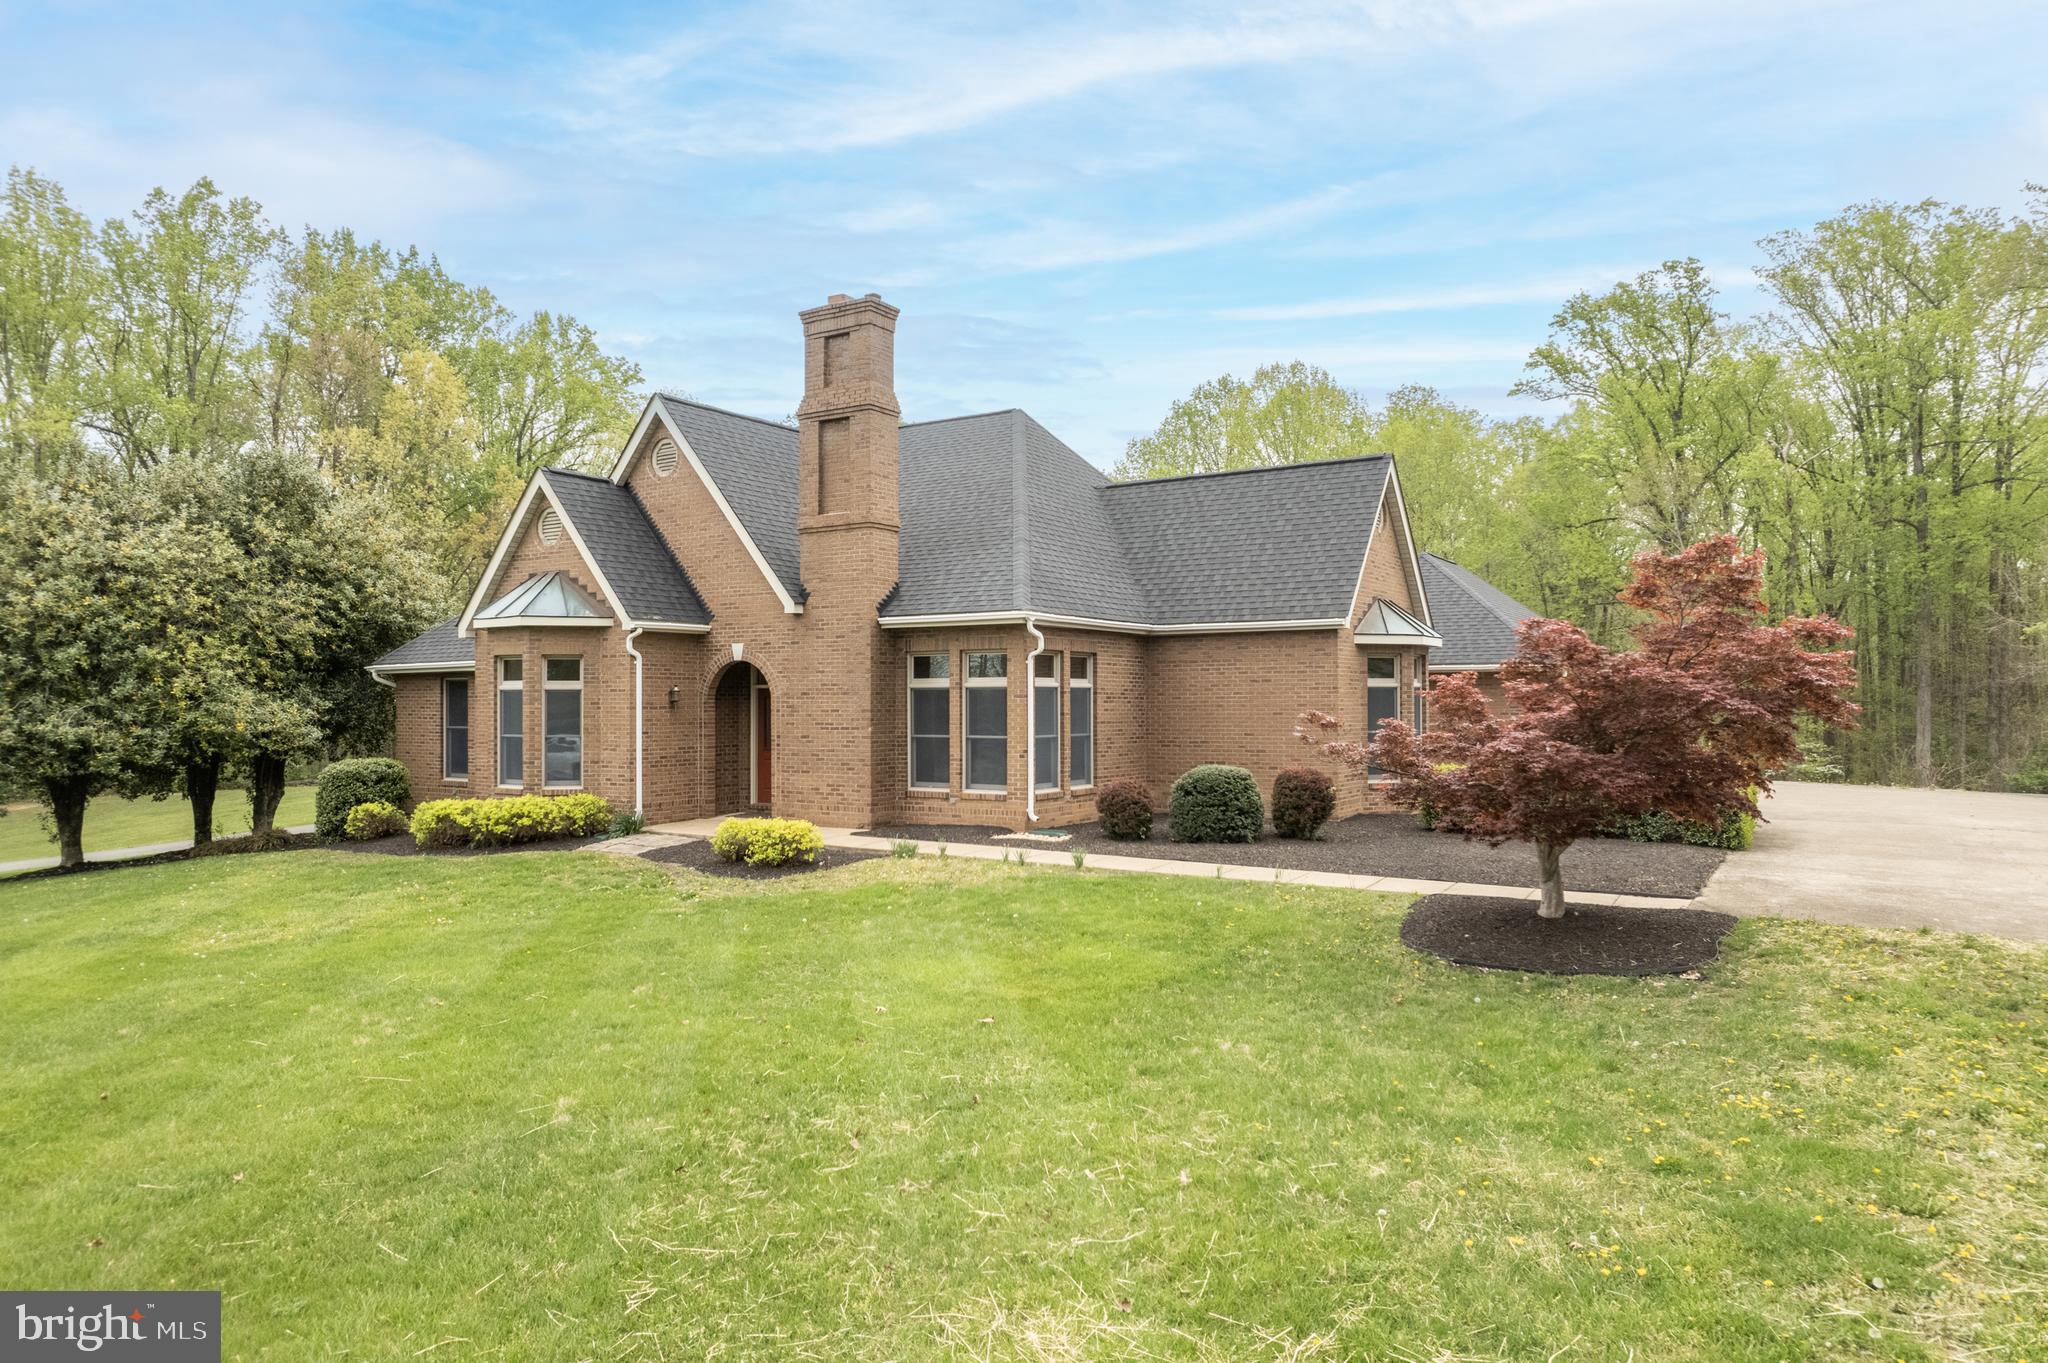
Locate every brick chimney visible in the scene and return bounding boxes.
[787,292,901,825]
[796,292,900,545]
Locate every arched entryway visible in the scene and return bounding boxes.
[711,662,771,813]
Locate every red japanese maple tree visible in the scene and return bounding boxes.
[1299,536,1858,918]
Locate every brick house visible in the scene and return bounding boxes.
[369,292,1536,830]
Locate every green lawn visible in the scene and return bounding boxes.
[1,853,2041,1361]
[0,786,317,862]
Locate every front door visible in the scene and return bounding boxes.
[752,679,772,805]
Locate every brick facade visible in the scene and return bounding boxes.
[385,293,1453,831]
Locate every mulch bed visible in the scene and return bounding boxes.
[861,813,1725,899]
[1400,894,1737,976]
[2,831,320,885]
[639,839,886,880]
[322,833,605,858]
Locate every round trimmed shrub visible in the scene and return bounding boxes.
[1094,779,1155,840]
[1168,764,1264,843]
[1271,767,1335,839]
[342,800,409,841]
[315,757,411,837]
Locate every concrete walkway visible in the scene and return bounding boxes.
[0,825,317,877]
[644,817,1692,909]
[1693,781,2048,942]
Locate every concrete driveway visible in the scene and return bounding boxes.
[1693,781,2048,942]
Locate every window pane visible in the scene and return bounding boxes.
[965,686,1006,789]
[1033,685,1058,789]
[499,681,521,783]
[546,657,581,683]
[912,653,948,680]
[912,735,948,787]
[967,737,1006,789]
[1366,655,1396,680]
[1414,693,1428,733]
[1033,653,1058,679]
[444,680,469,778]
[1070,687,1093,785]
[966,651,1007,679]
[966,686,1007,738]
[1071,655,1091,683]
[911,687,948,737]
[1366,686,1399,775]
[500,657,522,683]
[544,688,582,785]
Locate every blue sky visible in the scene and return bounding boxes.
[4,1,2045,466]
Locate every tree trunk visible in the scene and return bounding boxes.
[185,755,221,848]
[43,774,91,870]
[248,753,287,835]
[1536,841,1568,919]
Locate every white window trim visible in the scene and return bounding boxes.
[542,657,583,790]
[907,654,950,792]
[497,657,523,789]
[442,677,469,783]
[1032,653,1060,793]
[1068,656,1094,791]
[963,651,1009,794]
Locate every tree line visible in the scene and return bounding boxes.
[1119,197,2048,792]
[0,167,646,864]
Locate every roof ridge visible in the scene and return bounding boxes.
[542,466,614,484]
[1105,453,1390,489]
[900,407,1024,430]
[657,393,797,432]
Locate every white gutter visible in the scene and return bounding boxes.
[367,669,396,689]
[623,626,646,818]
[1023,615,1045,823]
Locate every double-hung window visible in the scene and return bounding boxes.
[908,653,949,789]
[1032,654,1060,791]
[964,651,1008,792]
[1068,655,1094,787]
[1365,655,1399,776]
[497,658,523,786]
[442,678,469,780]
[543,658,583,787]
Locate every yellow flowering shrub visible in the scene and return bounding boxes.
[408,794,614,849]
[709,817,823,867]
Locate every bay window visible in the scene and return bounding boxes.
[1032,653,1059,791]
[964,651,1008,792]
[543,657,582,787]
[1068,654,1094,787]
[908,653,950,789]
[497,657,523,787]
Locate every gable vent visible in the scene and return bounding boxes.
[537,507,563,546]
[651,438,680,477]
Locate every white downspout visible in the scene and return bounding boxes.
[623,626,645,818]
[1024,615,1045,823]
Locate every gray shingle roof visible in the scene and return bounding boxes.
[381,399,1415,671]
[541,469,709,626]
[370,616,474,671]
[1420,552,1538,668]
[657,397,804,602]
[1103,457,1389,625]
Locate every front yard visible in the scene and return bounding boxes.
[1,851,2041,1360]
[0,786,318,864]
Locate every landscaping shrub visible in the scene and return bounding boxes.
[1094,779,1155,840]
[1168,764,1264,843]
[315,758,410,837]
[1270,767,1335,839]
[342,800,408,841]
[607,810,647,838]
[1600,805,1754,851]
[407,794,613,849]
[710,816,823,867]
